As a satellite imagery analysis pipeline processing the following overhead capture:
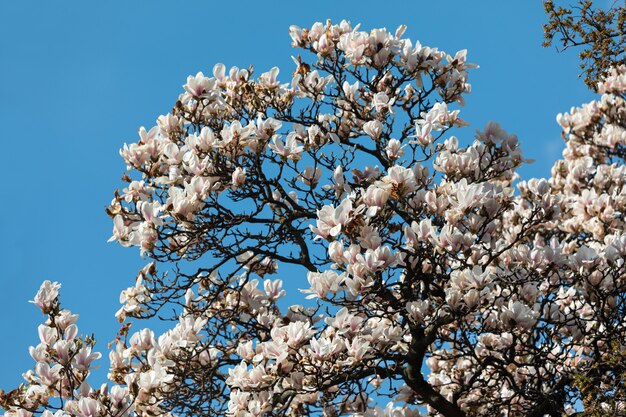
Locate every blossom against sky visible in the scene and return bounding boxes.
[0,0,593,388]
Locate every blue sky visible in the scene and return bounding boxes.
[0,1,594,388]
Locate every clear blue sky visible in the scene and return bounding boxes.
[0,1,594,388]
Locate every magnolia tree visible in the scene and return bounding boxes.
[3,19,626,417]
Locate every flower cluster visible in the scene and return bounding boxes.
[5,22,626,417]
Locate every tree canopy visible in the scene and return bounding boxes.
[3,12,626,417]
[544,0,626,90]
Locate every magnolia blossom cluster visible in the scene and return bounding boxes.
[106,20,475,263]
[4,22,626,417]
[2,279,225,417]
[1,281,127,417]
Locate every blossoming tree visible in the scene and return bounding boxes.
[3,19,626,417]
